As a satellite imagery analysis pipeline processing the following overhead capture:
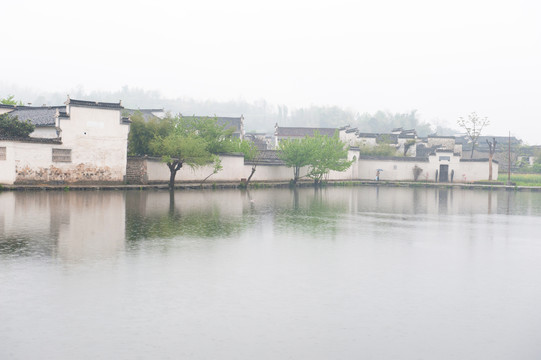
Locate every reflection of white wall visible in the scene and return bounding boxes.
[56,192,126,261]
[0,192,126,261]
[0,192,53,236]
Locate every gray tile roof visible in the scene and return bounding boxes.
[216,117,242,133]
[125,109,165,122]
[276,127,337,137]
[9,107,62,127]
[183,116,243,134]
[245,150,284,165]
[0,135,62,144]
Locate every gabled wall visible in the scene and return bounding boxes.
[0,101,130,185]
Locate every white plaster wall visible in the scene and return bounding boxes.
[177,155,245,182]
[141,151,496,184]
[31,127,58,139]
[357,158,431,181]
[428,152,462,182]
[1,103,131,184]
[246,163,310,182]
[458,161,495,182]
[0,142,16,184]
[0,141,65,184]
[61,106,130,181]
[146,155,309,183]
[0,108,13,115]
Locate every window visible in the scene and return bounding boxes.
[52,148,71,163]
[0,147,6,160]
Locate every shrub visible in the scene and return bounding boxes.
[0,113,35,138]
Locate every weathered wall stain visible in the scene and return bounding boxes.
[15,164,117,184]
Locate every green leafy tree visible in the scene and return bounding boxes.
[1,95,24,106]
[149,115,257,189]
[150,131,213,189]
[178,115,235,154]
[278,131,353,185]
[278,136,316,184]
[457,112,490,159]
[0,113,35,138]
[357,135,399,157]
[128,112,173,156]
[305,132,353,185]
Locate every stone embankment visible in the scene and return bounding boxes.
[1,180,540,192]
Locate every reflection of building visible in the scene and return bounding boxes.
[0,192,126,261]
[56,192,126,261]
[0,97,131,184]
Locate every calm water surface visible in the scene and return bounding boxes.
[1,187,541,359]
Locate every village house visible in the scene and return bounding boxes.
[338,125,497,182]
[273,124,336,149]
[2,101,499,185]
[0,97,130,184]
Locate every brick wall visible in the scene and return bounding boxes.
[126,156,148,184]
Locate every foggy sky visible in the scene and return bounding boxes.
[2,0,541,143]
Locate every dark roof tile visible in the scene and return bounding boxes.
[276,127,336,137]
[9,108,59,127]
[68,98,123,109]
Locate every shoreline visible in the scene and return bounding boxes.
[1,180,540,192]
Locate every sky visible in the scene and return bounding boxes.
[2,0,541,143]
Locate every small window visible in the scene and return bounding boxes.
[52,148,71,163]
[0,147,6,161]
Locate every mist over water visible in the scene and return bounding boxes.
[1,187,541,359]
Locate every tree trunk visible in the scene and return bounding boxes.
[486,138,496,181]
[246,165,256,186]
[470,144,475,159]
[488,153,493,181]
[167,160,182,189]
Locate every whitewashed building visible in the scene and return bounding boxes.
[0,98,130,184]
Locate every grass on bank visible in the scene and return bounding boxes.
[498,173,541,186]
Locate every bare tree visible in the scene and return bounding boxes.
[457,112,490,159]
[487,137,497,181]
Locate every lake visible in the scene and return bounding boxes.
[1,187,541,359]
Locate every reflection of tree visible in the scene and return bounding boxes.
[0,235,32,256]
[126,194,252,241]
[274,188,348,235]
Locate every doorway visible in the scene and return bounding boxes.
[439,164,449,182]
